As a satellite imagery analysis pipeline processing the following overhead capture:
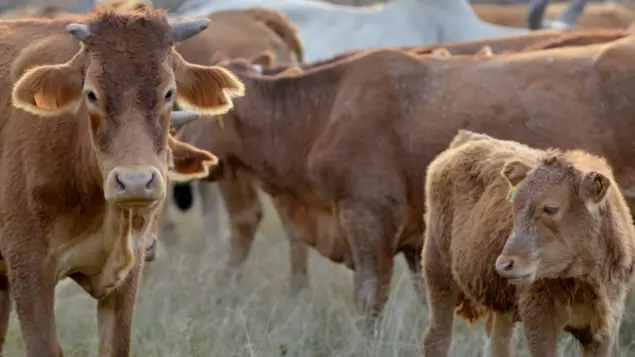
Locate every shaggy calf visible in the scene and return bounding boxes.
[422,130,635,357]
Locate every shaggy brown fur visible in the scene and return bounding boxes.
[174,36,635,332]
[0,10,242,357]
[168,8,309,293]
[474,2,635,30]
[422,130,635,357]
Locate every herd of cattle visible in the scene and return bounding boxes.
[3,0,635,356]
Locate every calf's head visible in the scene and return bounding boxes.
[495,152,612,284]
[11,10,244,209]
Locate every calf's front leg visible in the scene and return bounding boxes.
[97,252,144,357]
[519,286,559,357]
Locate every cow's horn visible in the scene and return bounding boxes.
[170,18,210,43]
[67,23,91,41]
[170,111,200,129]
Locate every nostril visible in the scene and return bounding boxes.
[501,258,514,272]
[115,173,126,192]
[146,172,156,189]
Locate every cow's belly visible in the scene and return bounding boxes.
[287,207,354,268]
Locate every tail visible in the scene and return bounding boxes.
[244,7,305,63]
[527,0,589,30]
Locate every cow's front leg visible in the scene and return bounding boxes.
[217,177,263,284]
[401,245,426,304]
[96,254,143,357]
[6,241,60,357]
[0,274,12,356]
[273,202,310,294]
[338,200,396,334]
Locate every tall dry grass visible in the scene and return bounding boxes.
[4,186,635,356]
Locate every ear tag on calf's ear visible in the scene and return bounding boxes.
[506,185,518,202]
[594,177,602,191]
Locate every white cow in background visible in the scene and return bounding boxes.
[174,0,588,62]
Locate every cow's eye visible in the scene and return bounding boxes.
[164,90,174,102]
[85,90,98,103]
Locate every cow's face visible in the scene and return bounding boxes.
[11,10,243,209]
[495,153,612,285]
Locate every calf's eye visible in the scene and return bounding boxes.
[543,205,559,216]
[165,90,174,102]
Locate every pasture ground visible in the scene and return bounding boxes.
[5,185,635,356]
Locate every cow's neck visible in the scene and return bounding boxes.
[230,68,343,192]
[75,112,105,205]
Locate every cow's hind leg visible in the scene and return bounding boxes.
[338,200,397,334]
[422,225,457,357]
[0,275,11,356]
[96,255,143,357]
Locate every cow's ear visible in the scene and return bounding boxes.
[580,171,611,205]
[250,50,275,68]
[12,52,84,117]
[167,135,219,182]
[173,50,245,116]
[501,159,533,187]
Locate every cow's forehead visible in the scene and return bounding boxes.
[517,165,576,205]
[84,11,173,58]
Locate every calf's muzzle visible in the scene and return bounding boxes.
[494,253,537,285]
[105,166,165,207]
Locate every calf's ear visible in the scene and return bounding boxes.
[174,51,245,116]
[501,159,533,187]
[580,171,611,205]
[12,56,84,117]
[167,136,219,182]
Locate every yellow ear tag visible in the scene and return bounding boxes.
[594,177,602,191]
[506,185,518,202]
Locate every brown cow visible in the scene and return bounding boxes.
[166,7,310,292]
[422,130,635,357]
[172,36,635,331]
[0,5,62,19]
[0,9,243,357]
[474,2,635,30]
[258,28,629,75]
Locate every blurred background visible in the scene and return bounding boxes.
[0,0,617,17]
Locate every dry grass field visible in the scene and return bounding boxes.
[4,186,635,356]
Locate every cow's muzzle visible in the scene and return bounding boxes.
[105,166,166,208]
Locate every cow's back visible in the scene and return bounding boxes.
[406,38,635,193]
